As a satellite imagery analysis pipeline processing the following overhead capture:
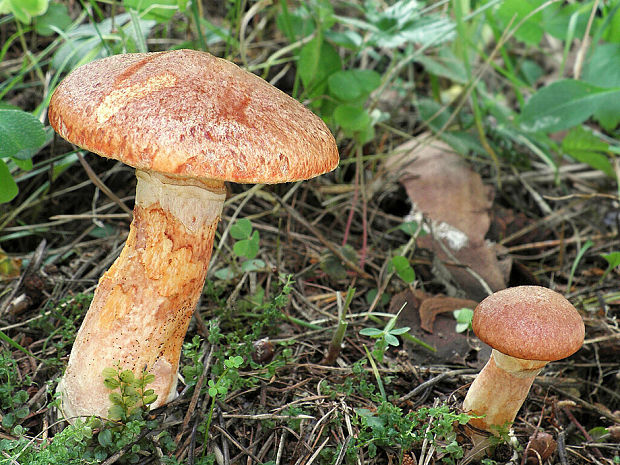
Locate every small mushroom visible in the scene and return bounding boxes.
[463,286,584,437]
[48,49,339,420]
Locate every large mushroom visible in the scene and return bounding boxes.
[463,286,584,438]
[48,49,339,420]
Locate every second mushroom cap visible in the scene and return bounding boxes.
[472,285,585,361]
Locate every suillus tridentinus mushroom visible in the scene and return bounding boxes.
[463,286,584,440]
[48,49,339,420]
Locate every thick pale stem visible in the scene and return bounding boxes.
[58,170,226,420]
[463,349,548,434]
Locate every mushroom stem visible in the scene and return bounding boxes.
[463,349,547,434]
[58,170,226,420]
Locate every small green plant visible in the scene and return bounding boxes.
[0,349,31,434]
[181,334,205,388]
[95,365,176,463]
[600,251,620,282]
[453,307,474,333]
[33,293,93,368]
[102,364,158,422]
[123,0,188,23]
[0,0,49,23]
[359,314,410,363]
[0,107,47,203]
[353,402,472,462]
[214,218,265,279]
[201,355,244,454]
[389,255,416,284]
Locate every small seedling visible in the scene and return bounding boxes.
[453,307,474,333]
[600,251,620,282]
[215,218,265,279]
[102,364,158,422]
[359,313,410,363]
[390,255,416,283]
[202,355,244,455]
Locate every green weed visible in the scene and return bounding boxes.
[0,349,31,434]
[214,218,265,280]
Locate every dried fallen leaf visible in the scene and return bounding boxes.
[526,431,557,464]
[385,136,509,300]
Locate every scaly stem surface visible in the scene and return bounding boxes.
[58,170,226,420]
[463,349,547,434]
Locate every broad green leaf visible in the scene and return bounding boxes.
[276,4,315,42]
[35,2,71,36]
[328,69,381,102]
[297,37,341,98]
[234,230,259,259]
[102,367,118,379]
[541,2,589,41]
[103,378,120,390]
[520,79,620,133]
[496,0,545,45]
[320,244,358,280]
[0,109,46,160]
[561,126,615,178]
[519,60,544,87]
[334,105,371,132]
[97,429,113,447]
[124,0,187,23]
[0,160,18,204]
[391,255,415,283]
[107,404,125,421]
[582,43,620,130]
[328,72,361,101]
[603,4,620,43]
[0,0,48,23]
[415,50,467,84]
[108,392,123,405]
[233,240,251,260]
[230,218,252,240]
[602,252,620,269]
[119,369,135,384]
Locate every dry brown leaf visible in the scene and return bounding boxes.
[526,431,557,464]
[386,135,510,300]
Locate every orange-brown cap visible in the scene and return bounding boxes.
[48,49,339,183]
[472,286,585,361]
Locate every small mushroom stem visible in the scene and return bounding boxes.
[463,349,547,434]
[58,170,226,420]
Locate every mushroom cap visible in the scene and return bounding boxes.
[472,286,585,361]
[48,49,339,183]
